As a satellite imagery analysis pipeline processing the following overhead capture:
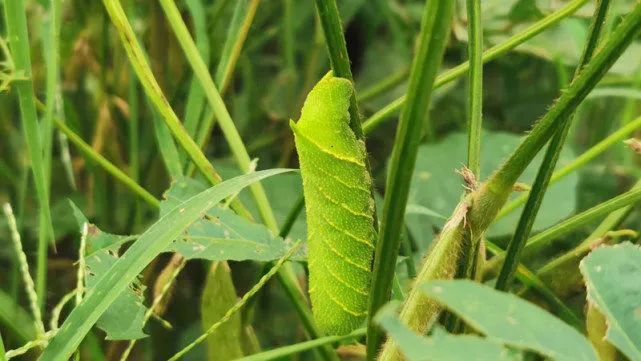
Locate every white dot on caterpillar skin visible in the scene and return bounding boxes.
[432,286,443,294]
[595,265,602,272]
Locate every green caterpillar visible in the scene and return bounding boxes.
[290,75,376,336]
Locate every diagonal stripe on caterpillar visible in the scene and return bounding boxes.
[290,74,376,336]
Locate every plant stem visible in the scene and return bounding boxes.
[3,0,55,310]
[495,114,641,221]
[157,0,277,230]
[235,328,366,361]
[460,0,484,281]
[313,0,363,137]
[495,0,610,291]
[486,3,641,194]
[367,2,455,359]
[361,0,589,134]
[466,0,483,177]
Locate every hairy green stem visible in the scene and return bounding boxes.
[495,0,610,291]
[495,114,641,221]
[367,2,455,359]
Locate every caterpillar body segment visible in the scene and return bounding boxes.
[290,75,376,335]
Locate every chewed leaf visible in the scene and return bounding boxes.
[162,178,305,261]
[70,201,147,340]
[580,242,641,361]
[421,280,597,361]
[85,251,147,340]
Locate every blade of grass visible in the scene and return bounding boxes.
[367,1,455,359]
[0,288,37,344]
[495,0,611,291]
[156,0,276,229]
[3,0,56,310]
[54,118,160,208]
[182,0,210,143]
[38,169,292,361]
[235,328,366,361]
[150,106,184,179]
[361,0,589,134]
[189,0,260,162]
[102,0,252,219]
[495,114,641,221]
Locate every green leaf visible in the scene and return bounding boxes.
[39,169,292,361]
[85,251,147,340]
[201,262,244,361]
[70,201,147,340]
[162,178,304,262]
[580,242,641,361]
[406,130,577,244]
[421,280,598,361]
[375,302,521,361]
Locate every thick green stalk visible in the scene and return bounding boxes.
[361,0,588,134]
[495,114,641,221]
[54,119,160,208]
[157,0,277,230]
[3,0,55,310]
[313,0,363,137]
[495,0,610,291]
[367,2,455,359]
[379,202,466,361]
